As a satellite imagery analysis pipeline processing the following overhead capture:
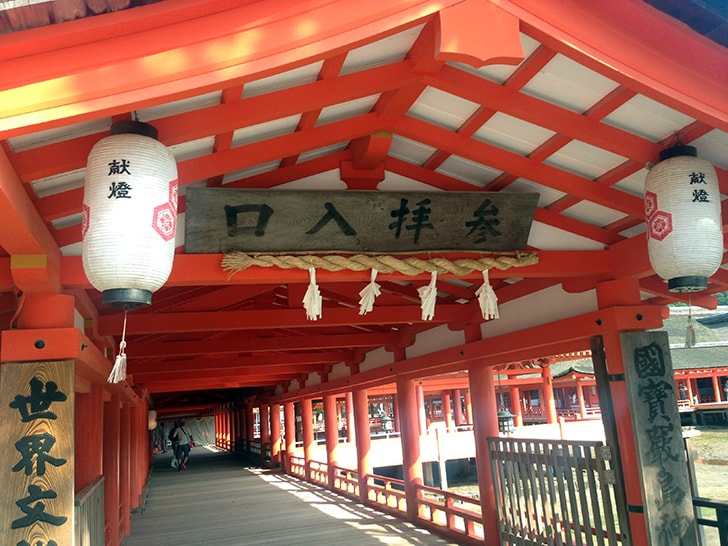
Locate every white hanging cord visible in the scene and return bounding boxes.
[418,271,438,321]
[358,268,381,315]
[303,267,323,320]
[476,269,499,320]
[685,296,695,348]
[107,308,128,384]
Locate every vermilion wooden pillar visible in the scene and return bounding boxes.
[352,388,372,503]
[711,374,721,401]
[75,382,104,494]
[453,388,464,426]
[103,394,121,546]
[129,402,144,509]
[397,377,423,521]
[441,391,453,431]
[119,402,131,537]
[323,394,339,489]
[270,403,282,466]
[246,405,255,451]
[301,398,314,480]
[541,366,557,424]
[468,362,500,543]
[464,389,472,424]
[508,385,523,427]
[576,379,587,419]
[284,401,295,472]
[594,278,649,545]
[260,404,270,462]
[416,383,426,434]
[345,391,356,443]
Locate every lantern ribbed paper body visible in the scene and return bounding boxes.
[645,146,722,292]
[82,121,178,306]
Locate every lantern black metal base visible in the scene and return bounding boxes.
[102,289,153,308]
[668,276,708,293]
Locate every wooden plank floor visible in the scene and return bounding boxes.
[122,446,461,545]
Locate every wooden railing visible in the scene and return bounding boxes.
[416,484,484,543]
[694,496,728,546]
[367,474,406,512]
[331,464,359,497]
[75,476,105,546]
[488,437,626,545]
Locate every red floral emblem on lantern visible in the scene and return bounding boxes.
[81,204,90,239]
[169,179,179,213]
[152,202,176,241]
[644,191,658,219]
[648,210,672,241]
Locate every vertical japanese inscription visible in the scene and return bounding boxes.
[622,332,698,546]
[0,362,74,546]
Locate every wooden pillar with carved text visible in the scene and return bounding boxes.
[0,361,75,546]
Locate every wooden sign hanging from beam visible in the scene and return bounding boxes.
[185,189,539,253]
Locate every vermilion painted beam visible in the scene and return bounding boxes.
[128,332,399,359]
[135,368,314,385]
[13,61,417,182]
[395,116,644,218]
[0,0,449,136]
[144,378,281,394]
[128,353,352,374]
[432,65,659,165]
[59,250,614,289]
[98,304,482,335]
[507,0,728,131]
[268,304,666,402]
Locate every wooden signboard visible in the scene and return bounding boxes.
[0,361,74,546]
[621,332,699,546]
[184,188,539,253]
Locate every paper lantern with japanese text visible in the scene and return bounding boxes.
[645,145,722,292]
[82,121,178,307]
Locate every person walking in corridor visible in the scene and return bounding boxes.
[171,420,191,471]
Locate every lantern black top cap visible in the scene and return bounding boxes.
[110,120,158,141]
[659,144,697,161]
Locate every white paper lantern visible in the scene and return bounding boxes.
[82,121,178,306]
[645,145,722,292]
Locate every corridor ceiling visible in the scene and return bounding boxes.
[0,0,727,416]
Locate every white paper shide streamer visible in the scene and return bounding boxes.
[418,271,438,321]
[476,269,499,320]
[108,310,129,384]
[358,269,381,315]
[303,267,323,320]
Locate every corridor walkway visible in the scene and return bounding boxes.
[122,447,459,546]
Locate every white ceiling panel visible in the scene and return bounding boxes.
[612,168,648,197]
[521,54,620,113]
[379,171,445,192]
[544,140,627,179]
[561,201,627,228]
[243,61,323,98]
[436,155,501,186]
[408,87,480,131]
[389,135,437,164]
[602,94,695,142]
[527,220,606,250]
[138,91,222,121]
[278,169,347,190]
[506,178,566,207]
[221,160,279,184]
[231,115,301,147]
[31,168,85,198]
[317,95,379,126]
[8,118,110,152]
[341,26,421,75]
[298,142,348,162]
[473,112,556,156]
[169,137,215,162]
[691,129,728,170]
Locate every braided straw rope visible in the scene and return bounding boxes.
[222,251,538,276]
